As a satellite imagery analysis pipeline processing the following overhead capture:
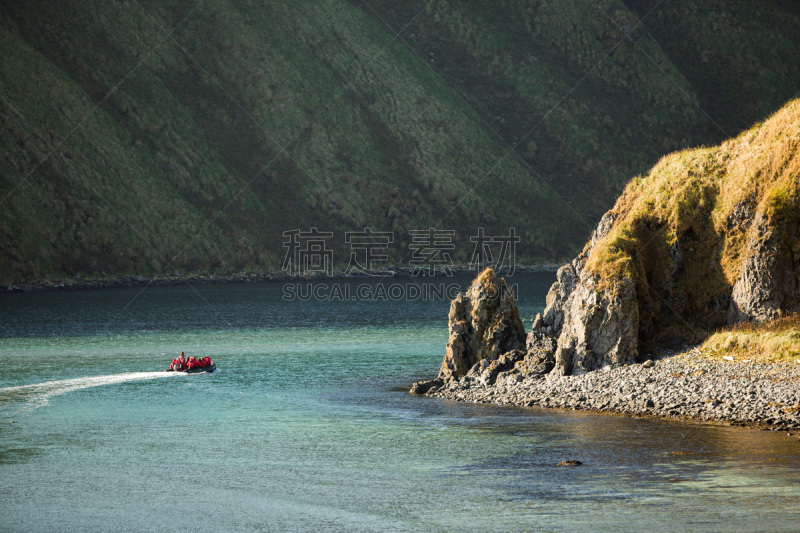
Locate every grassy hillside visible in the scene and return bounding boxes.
[626,0,800,135]
[586,97,800,347]
[1,1,799,283]
[357,0,800,219]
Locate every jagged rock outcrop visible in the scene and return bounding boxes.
[412,218,643,394]
[529,212,640,375]
[410,268,525,393]
[439,268,526,380]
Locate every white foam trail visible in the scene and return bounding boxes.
[0,371,178,410]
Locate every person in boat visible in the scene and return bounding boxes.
[169,353,214,371]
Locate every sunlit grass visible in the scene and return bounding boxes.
[699,314,800,364]
[583,99,800,347]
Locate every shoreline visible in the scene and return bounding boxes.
[428,351,800,435]
[1,264,560,294]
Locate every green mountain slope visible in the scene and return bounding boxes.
[359,0,800,218]
[1,1,798,283]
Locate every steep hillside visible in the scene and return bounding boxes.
[1,1,799,283]
[358,0,800,219]
[0,0,583,282]
[626,0,800,134]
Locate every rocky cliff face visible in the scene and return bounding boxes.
[532,213,640,375]
[412,99,800,391]
[728,213,800,324]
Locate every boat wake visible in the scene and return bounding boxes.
[0,371,178,412]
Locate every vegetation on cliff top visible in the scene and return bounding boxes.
[586,97,800,352]
[1,1,799,283]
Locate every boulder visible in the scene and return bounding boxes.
[514,330,557,376]
[465,349,526,386]
[409,378,443,395]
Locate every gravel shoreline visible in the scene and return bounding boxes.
[430,352,800,433]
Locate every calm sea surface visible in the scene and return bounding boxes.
[1,273,799,532]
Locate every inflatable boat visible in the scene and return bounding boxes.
[166,363,216,373]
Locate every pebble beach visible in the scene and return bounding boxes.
[430,352,800,433]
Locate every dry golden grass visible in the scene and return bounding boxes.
[583,98,800,345]
[472,267,498,288]
[588,99,800,289]
[699,314,800,363]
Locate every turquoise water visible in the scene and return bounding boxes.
[2,274,800,532]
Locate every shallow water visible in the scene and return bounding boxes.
[1,274,799,532]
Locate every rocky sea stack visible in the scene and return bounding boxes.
[410,268,527,394]
[412,99,800,427]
